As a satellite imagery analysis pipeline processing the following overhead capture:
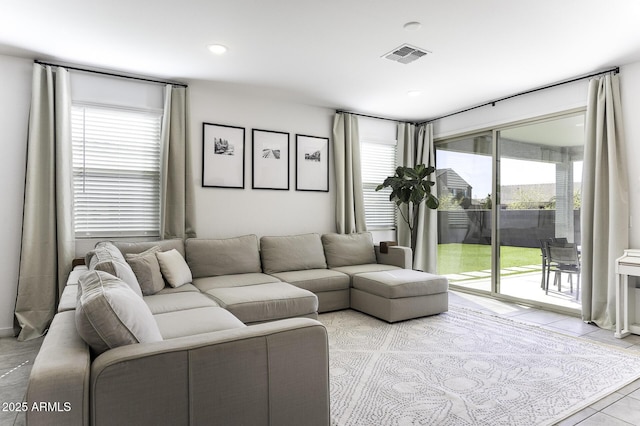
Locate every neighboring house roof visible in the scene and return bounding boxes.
[436,168,472,191]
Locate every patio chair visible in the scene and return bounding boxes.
[538,239,553,290]
[546,242,581,300]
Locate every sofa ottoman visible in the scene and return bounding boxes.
[351,269,449,322]
[204,282,319,324]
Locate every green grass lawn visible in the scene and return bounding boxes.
[437,243,541,275]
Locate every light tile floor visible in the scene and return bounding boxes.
[0,335,43,426]
[1,292,640,425]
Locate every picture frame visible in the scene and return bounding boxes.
[295,134,329,192]
[252,129,290,190]
[202,123,245,188]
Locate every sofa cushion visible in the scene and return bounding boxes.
[331,263,400,277]
[353,269,449,299]
[153,307,245,340]
[155,283,200,295]
[260,234,327,274]
[114,238,185,257]
[269,269,350,293]
[185,235,262,278]
[86,241,143,298]
[143,292,219,315]
[125,246,165,295]
[66,266,88,286]
[57,284,78,313]
[156,249,192,288]
[321,233,377,268]
[193,273,281,293]
[75,270,163,355]
[203,282,318,324]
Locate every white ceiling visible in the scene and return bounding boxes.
[2,0,640,121]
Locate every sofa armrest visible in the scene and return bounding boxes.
[26,311,90,426]
[375,245,413,269]
[90,318,330,426]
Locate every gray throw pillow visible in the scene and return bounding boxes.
[322,232,377,268]
[125,246,165,295]
[75,270,163,355]
[260,234,327,274]
[86,241,143,298]
[156,249,192,288]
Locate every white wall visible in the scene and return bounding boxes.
[619,61,640,248]
[188,80,335,239]
[0,54,31,336]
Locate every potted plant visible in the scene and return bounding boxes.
[376,164,439,253]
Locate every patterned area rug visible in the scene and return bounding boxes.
[320,308,640,426]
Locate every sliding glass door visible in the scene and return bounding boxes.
[436,112,584,312]
[435,133,493,293]
[497,114,584,310]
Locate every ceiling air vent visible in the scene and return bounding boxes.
[383,44,430,64]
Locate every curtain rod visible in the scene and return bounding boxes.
[335,110,415,125]
[34,60,188,88]
[418,66,619,125]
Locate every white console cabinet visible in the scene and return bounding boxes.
[615,249,640,338]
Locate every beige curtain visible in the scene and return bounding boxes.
[396,123,414,248]
[160,85,196,239]
[14,64,74,340]
[581,73,629,329]
[397,122,438,272]
[332,112,366,233]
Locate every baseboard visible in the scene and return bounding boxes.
[0,326,16,338]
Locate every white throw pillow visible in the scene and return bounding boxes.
[75,270,163,355]
[156,249,192,288]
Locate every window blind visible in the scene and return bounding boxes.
[72,105,162,238]
[361,140,397,229]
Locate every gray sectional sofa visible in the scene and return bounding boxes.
[26,232,448,426]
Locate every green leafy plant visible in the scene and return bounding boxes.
[437,193,464,211]
[375,164,439,252]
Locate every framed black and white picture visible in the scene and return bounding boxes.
[252,129,290,190]
[296,134,329,192]
[202,123,245,188]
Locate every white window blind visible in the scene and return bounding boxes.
[72,105,162,238]
[361,140,397,229]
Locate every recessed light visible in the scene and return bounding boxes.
[207,44,228,55]
[403,21,422,31]
[407,90,421,97]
